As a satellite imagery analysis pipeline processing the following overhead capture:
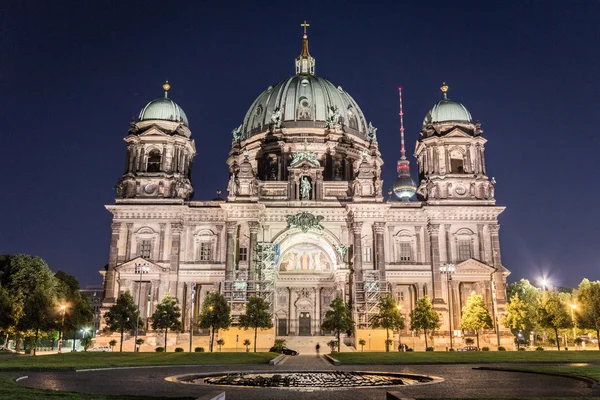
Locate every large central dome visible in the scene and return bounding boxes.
[240,29,368,140]
[242,75,368,139]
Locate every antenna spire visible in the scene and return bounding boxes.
[399,87,406,160]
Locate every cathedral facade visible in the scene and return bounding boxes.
[101,28,509,344]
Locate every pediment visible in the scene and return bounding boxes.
[115,257,168,274]
[443,128,472,138]
[454,258,496,274]
[138,126,169,137]
[289,159,321,169]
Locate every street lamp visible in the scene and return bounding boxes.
[570,304,577,346]
[440,263,455,350]
[134,262,150,352]
[397,305,403,351]
[541,278,548,291]
[189,283,196,353]
[58,304,67,353]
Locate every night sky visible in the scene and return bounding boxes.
[2,1,599,288]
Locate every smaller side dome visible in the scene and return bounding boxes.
[422,83,472,127]
[138,81,189,127]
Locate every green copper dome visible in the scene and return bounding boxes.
[422,84,472,127]
[138,82,189,127]
[139,97,189,126]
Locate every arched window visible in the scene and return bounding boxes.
[147,150,162,172]
[449,148,465,174]
[454,228,475,261]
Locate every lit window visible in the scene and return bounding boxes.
[399,242,412,261]
[199,242,211,261]
[458,239,472,261]
[147,150,162,172]
[363,247,372,262]
[239,247,248,261]
[139,240,152,259]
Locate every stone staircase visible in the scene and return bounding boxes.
[278,335,356,354]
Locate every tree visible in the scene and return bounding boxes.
[108,339,117,351]
[358,338,366,352]
[506,279,541,342]
[239,296,273,352]
[273,338,286,352]
[243,338,251,352]
[537,291,573,350]
[321,298,354,353]
[369,296,405,352]
[575,279,600,351]
[0,285,15,346]
[150,294,182,352]
[409,296,440,349]
[0,255,58,347]
[55,271,93,351]
[460,292,493,349]
[80,336,93,351]
[104,291,140,352]
[502,293,530,348]
[216,338,224,352]
[197,292,230,352]
[17,287,56,355]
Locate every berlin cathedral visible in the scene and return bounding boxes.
[101,24,509,348]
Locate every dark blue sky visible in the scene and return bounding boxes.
[2,1,599,288]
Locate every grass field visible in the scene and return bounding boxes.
[0,351,277,371]
[333,351,600,365]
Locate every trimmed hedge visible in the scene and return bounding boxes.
[155,347,165,352]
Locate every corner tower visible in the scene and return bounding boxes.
[115,82,196,200]
[415,83,495,203]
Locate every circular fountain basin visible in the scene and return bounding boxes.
[170,370,441,390]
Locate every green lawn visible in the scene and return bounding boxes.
[333,351,600,365]
[0,351,277,371]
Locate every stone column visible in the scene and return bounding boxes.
[215,224,223,262]
[414,226,422,263]
[427,223,444,304]
[423,225,431,263]
[374,222,386,281]
[159,223,166,262]
[444,224,452,263]
[125,223,133,261]
[351,222,363,282]
[104,222,121,302]
[225,221,238,280]
[477,224,486,262]
[489,224,506,304]
[248,221,260,289]
[170,222,183,300]
[450,280,460,329]
[465,144,472,173]
[387,225,395,262]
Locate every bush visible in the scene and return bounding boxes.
[406,347,414,352]
[194,347,205,352]
[481,347,490,351]
[155,347,165,352]
[174,347,184,352]
[449,348,455,351]
[565,347,568,351]
[536,346,544,351]
[426,347,434,352]
[465,338,475,345]
[517,347,526,351]
[498,346,506,351]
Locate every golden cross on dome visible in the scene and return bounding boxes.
[301,20,310,36]
[163,80,171,98]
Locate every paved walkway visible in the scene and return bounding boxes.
[18,360,594,400]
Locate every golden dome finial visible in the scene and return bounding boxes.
[440,82,449,99]
[163,80,171,98]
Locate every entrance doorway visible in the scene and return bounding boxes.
[277,318,287,336]
[299,312,311,336]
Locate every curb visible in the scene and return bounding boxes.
[324,354,340,366]
[474,366,598,388]
[269,354,287,365]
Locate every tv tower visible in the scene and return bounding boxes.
[392,87,417,201]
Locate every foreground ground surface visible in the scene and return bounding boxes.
[11,353,600,400]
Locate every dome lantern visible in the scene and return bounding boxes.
[295,21,315,75]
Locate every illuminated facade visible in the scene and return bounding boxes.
[101,26,509,347]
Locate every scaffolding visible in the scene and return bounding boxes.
[220,242,279,322]
[353,270,389,329]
